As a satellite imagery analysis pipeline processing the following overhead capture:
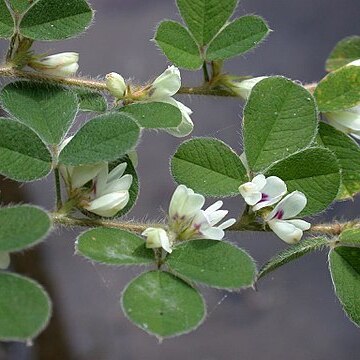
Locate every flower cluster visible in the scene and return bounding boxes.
[106,66,193,137]
[29,52,79,77]
[239,175,310,244]
[142,185,236,253]
[60,162,132,218]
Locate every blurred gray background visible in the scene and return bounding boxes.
[1,0,360,359]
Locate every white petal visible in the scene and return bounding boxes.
[36,52,79,67]
[233,76,267,99]
[207,210,228,226]
[218,218,236,230]
[251,174,267,189]
[93,164,109,194]
[240,190,262,206]
[347,59,360,67]
[169,185,204,219]
[287,219,311,231]
[41,63,79,77]
[252,194,283,211]
[100,174,133,196]
[204,201,223,215]
[70,163,104,188]
[0,252,10,269]
[326,110,360,133]
[85,191,129,217]
[151,66,181,99]
[267,191,307,220]
[262,176,287,198]
[268,219,303,244]
[162,98,194,137]
[107,162,127,182]
[201,227,225,240]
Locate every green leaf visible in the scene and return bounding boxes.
[76,89,107,113]
[120,102,182,129]
[314,65,360,112]
[1,81,78,145]
[0,272,52,341]
[0,205,51,252]
[0,0,14,38]
[59,112,140,166]
[122,271,205,338]
[339,229,360,247]
[318,122,360,200]
[206,15,270,61]
[8,0,31,13]
[326,36,360,72]
[329,246,360,327]
[258,237,329,279]
[266,148,341,216]
[154,21,203,70]
[76,228,153,266]
[19,0,93,40]
[166,240,256,289]
[176,0,237,46]
[0,118,52,182]
[244,77,318,172]
[171,138,247,197]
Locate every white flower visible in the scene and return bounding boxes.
[0,252,10,269]
[239,174,287,211]
[29,52,79,77]
[142,227,172,253]
[147,66,194,137]
[83,162,132,217]
[232,76,268,99]
[106,72,127,98]
[265,191,311,244]
[326,105,360,139]
[168,185,236,241]
[60,163,105,189]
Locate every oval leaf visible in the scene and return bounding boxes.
[121,271,206,338]
[59,112,140,166]
[0,205,51,252]
[314,65,360,112]
[171,138,247,197]
[266,148,340,216]
[206,15,269,61]
[154,20,203,70]
[326,36,360,72]
[0,272,52,341]
[19,0,93,40]
[244,77,318,172]
[318,122,360,200]
[120,102,182,129]
[0,0,14,38]
[0,118,52,182]
[1,81,78,145]
[258,237,329,279]
[166,240,256,289]
[177,0,237,46]
[329,246,360,327]
[76,228,153,266]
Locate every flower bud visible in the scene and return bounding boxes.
[106,72,127,98]
[142,227,172,253]
[347,59,360,67]
[232,76,268,99]
[29,52,79,77]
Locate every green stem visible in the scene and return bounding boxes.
[54,168,62,211]
[202,62,210,83]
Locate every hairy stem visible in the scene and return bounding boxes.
[0,66,317,97]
